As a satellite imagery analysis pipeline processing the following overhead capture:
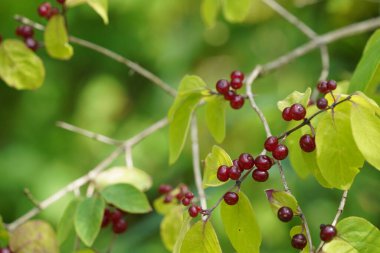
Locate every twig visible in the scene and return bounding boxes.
[23,188,42,210]
[125,145,134,168]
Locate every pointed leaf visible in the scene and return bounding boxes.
[201,0,220,28]
[0,39,45,90]
[0,217,9,248]
[265,189,300,215]
[87,0,109,24]
[203,145,233,188]
[160,206,184,251]
[57,199,80,245]
[205,96,227,143]
[222,0,251,23]
[277,88,312,111]
[221,192,261,253]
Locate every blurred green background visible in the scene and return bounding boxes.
[0,0,379,252]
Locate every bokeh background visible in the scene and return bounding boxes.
[0,0,379,252]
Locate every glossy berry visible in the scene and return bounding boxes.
[230,94,245,109]
[228,166,241,180]
[272,144,288,160]
[223,192,239,205]
[0,248,12,253]
[57,0,66,4]
[112,218,128,234]
[38,2,52,17]
[25,37,39,51]
[291,234,307,249]
[254,155,272,171]
[188,205,200,217]
[224,90,236,101]
[47,7,60,19]
[111,209,123,223]
[233,159,243,172]
[238,153,255,170]
[277,206,293,222]
[264,136,278,152]
[252,169,269,182]
[230,70,244,81]
[299,134,316,152]
[185,192,194,199]
[158,184,172,194]
[16,25,34,38]
[317,98,328,110]
[101,209,111,228]
[320,224,337,242]
[327,80,337,91]
[290,103,306,121]
[175,192,184,201]
[182,197,191,206]
[216,79,230,94]
[230,78,243,89]
[217,165,230,182]
[282,107,292,121]
[163,194,173,203]
[317,80,329,94]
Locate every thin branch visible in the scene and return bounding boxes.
[125,145,134,168]
[23,188,42,210]
[13,15,177,98]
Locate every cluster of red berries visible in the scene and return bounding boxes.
[0,247,12,253]
[215,70,246,110]
[282,103,307,122]
[101,207,128,234]
[15,25,38,51]
[316,80,337,110]
[264,136,289,160]
[38,0,65,20]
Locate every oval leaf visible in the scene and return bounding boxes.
[201,0,220,28]
[205,96,227,143]
[277,88,312,111]
[265,189,300,216]
[221,192,261,253]
[57,199,80,245]
[0,39,45,90]
[87,0,109,24]
[101,183,152,213]
[203,145,233,188]
[222,0,251,23]
[160,206,184,251]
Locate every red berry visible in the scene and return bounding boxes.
[299,134,316,152]
[272,144,288,160]
[158,184,172,194]
[228,166,241,180]
[233,159,243,172]
[237,153,255,170]
[290,103,306,121]
[182,197,191,206]
[317,98,328,110]
[216,79,230,94]
[112,218,128,234]
[47,7,60,19]
[230,95,245,109]
[101,209,111,228]
[252,169,269,182]
[38,2,52,17]
[223,192,239,205]
[282,107,292,121]
[16,25,34,38]
[317,80,329,94]
[163,194,173,203]
[57,0,66,4]
[320,224,337,242]
[111,209,123,223]
[175,192,184,201]
[264,136,278,152]
[196,205,202,212]
[230,78,243,89]
[184,192,194,199]
[188,205,199,217]
[291,234,307,249]
[224,90,236,101]
[327,80,337,91]
[254,155,272,171]
[179,184,189,194]
[25,37,39,51]
[230,70,244,81]
[277,206,293,222]
[217,165,230,182]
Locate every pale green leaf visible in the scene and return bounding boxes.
[277,88,312,111]
[0,216,9,248]
[101,183,152,213]
[0,39,45,90]
[74,196,105,246]
[161,206,184,251]
[201,0,220,28]
[66,0,87,7]
[75,250,96,253]
[222,0,251,23]
[94,166,152,192]
[221,192,261,253]
[10,220,59,253]
[205,96,227,143]
[154,195,180,215]
[57,199,80,245]
[173,215,191,253]
[203,145,233,188]
[180,221,222,253]
[289,226,309,253]
[265,189,300,215]
[87,0,109,24]
[44,15,74,60]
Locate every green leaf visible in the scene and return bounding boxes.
[180,221,222,253]
[277,88,312,111]
[74,196,105,246]
[94,166,152,192]
[100,183,152,213]
[289,226,309,253]
[87,0,109,24]
[205,96,227,143]
[44,15,74,60]
[201,0,220,28]
[66,0,87,7]
[316,102,365,189]
[0,217,9,248]
[351,93,380,171]
[173,215,191,253]
[10,220,59,253]
[0,39,45,90]
[75,250,96,253]
[222,0,251,23]
[265,189,300,215]
[221,192,261,253]
[57,199,80,245]
[160,206,184,251]
[322,216,380,253]
[203,145,233,188]
[154,195,180,215]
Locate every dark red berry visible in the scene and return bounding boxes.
[217,165,230,182]
[38,2,52,17]
[230,95,245,109]
[216,79,230,94]
[254,155,272,171]
[252,169,269,182]
[47,7,60,19]
[233,159,243,172]
[291,234,307,249]
[111,209,123,223]
[290,103,306,121]
[264,136,278,152]
[112,218,128,234]
[182,197,191,206]
[224,90,236,101]
[320,224,337,242]
[25,37,39,51]
[163,194,173,203]
[238,153,255,170]
[101,209,111,228]
[230,70,244,81]
[175,192,184,201]
[184,192,194,199]
[282,107,292,121]
[158,184,172,194]
[317,98,328,110]
[228,166,241,180]
[188,205,199,217]
[277,206,293,222]
[299,134,316,152]
[57,0,66,4]
[223,192,239,205]
[327,80,337,91]
[196,206,202,212]
[230,78,243,89]
[16,25,34,38]
[272,144,288,160]
[317,80,329,94]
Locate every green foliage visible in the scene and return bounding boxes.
[160,206,184,251]
[0,217,9,248]
[100,183,152,213]
[289,226,309,253]
[180,221,222,253]
[203,145,233,187]
[0,39,45,90]
[201,0,220,28]
[75,250,96,253]
[10,220,59,253]
[222,0,251,23]
[322,217,380,253]
[154,195,180,215]
[57,199,80,245]
[44,15,74,60]
[67,0,109,24]
[172,215,191,253]
[74,196,105,246]
[205,96,227,143]
[265,189,300,215]
[277,88,312,111]
[221,192,261,253]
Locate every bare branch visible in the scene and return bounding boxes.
[332,190,348,226]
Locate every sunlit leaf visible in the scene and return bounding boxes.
[57,199,80,245]
[161,206,184,251]
[172,215,191,253]
[203,145,233,188]
[277,88,312,111]
[201,0,220,28]
[0,216,9,248]
[87,0,109,24]
[205,96,227,143]
[66,0,87,7]
[75,249,96,253]
[222,0,251,23]
[265,189,300,215]
[154,195,180,215]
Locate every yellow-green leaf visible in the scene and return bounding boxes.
[160,206,184,251]
[205,96,227,143]
[277,88,312,111]
[289,226,309,253]
[222,0,251,23]
[0,39,45,90]
[173,215,191,253]
[265,189,300,215]
[87,0,109,24]
[154,195,180,215]
[66,0,87,7]
[201,0,220,28]
[75,249,95,253]
[221,192,261,253]
[44,15,74,60]
[0,216,9,248]
[57,199,80,245]
[203,145,233,188]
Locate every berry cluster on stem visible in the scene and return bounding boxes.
[15,25,38,51]
[215,70,246,110]
[101,207,128,234]
[38,1,65,20]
